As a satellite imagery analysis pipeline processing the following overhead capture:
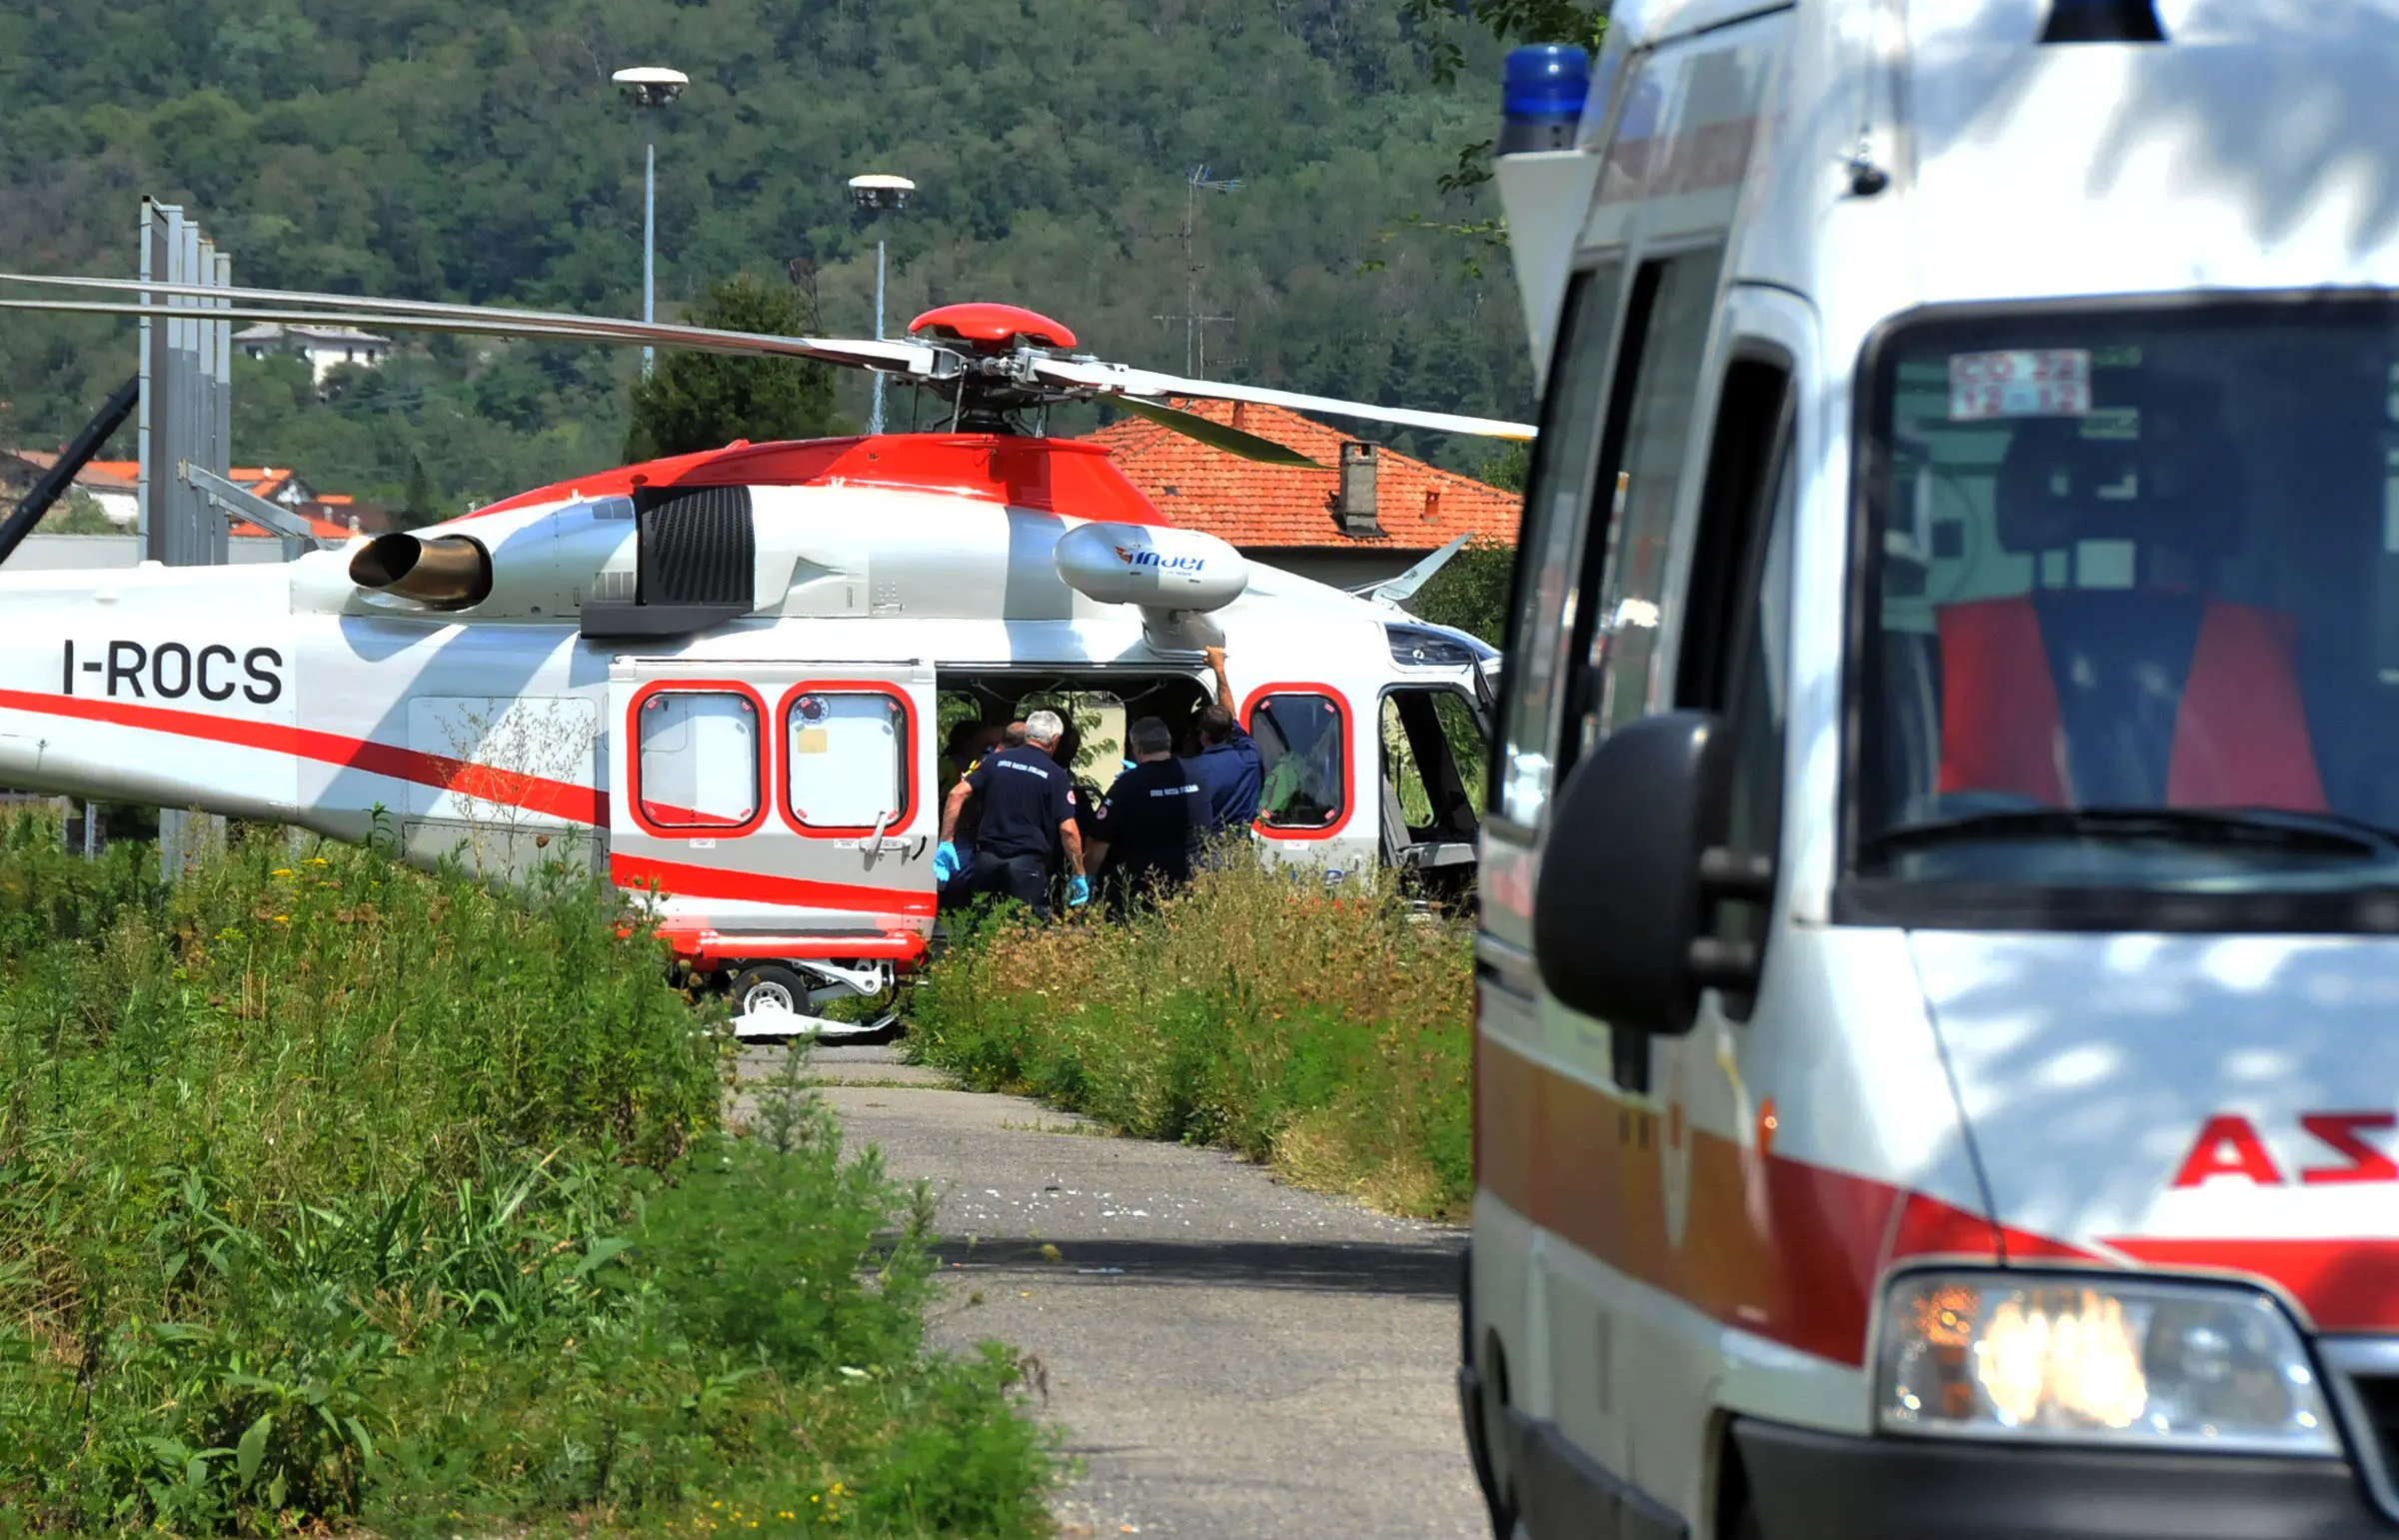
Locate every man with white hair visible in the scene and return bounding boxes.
[939,708,1087,918]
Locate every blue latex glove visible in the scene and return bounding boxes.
[1068,874,1091,908]
[934,841,960,883]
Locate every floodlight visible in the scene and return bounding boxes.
[849,173,917,213]
[613,66,689,108]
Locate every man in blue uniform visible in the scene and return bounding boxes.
[938,710,1087,919]
[935,720,1011,901]
[1086,716,1203,917]
[1190,645,1263,846]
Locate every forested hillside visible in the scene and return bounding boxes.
[0,0,1532,512]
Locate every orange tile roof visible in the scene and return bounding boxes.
[7,453,363,519]
[230,513,355,542]
[75,458,140,492]
[1080,400,1519,551]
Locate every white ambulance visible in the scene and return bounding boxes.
[1460,1,2399,1536]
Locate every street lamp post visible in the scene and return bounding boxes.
[847,173,916,435]
[613,66,688,379]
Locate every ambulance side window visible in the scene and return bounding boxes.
[1676,355,1798,1021]
[1493,259,1626,830]
[1563,246,1727,774]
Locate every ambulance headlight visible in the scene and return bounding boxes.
[1877,1272,2337,1455]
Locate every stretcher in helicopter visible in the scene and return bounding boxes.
[0,275,1531,1031]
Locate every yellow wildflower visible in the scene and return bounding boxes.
[271,868,294,876]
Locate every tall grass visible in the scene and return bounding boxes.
[905,859,1472,1218]
[0,816,1055,1536]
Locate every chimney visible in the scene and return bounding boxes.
[1230,401,1247,432]
[1423,487,1441,524]
[1337,441,1381,537]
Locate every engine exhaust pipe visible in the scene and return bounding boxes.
[348,532,492,611]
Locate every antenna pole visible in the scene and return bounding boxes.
[642,137,656,379]
[871,237,887,435]
[1185,170,1199,374]
[1174,166,1239,377]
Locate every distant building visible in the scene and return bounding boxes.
[0,452,376,541]
[8,452,139,526]
[0,450,43,503]
[233,323,394,385]
[1080,400,1520,590]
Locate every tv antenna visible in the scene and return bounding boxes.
[1160,165,1240,375]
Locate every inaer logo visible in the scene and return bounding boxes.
[1112,545,1204,574]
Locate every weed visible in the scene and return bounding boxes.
[906,857,1471,1218]
[0,813,1057,1535]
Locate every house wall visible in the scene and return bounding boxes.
[303,345,368,385]
[1247,547,1430,592]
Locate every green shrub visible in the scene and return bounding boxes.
[907,859,1472,1217]
[0,816,1056,1535]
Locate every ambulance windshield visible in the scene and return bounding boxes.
[1854,302,2399,893]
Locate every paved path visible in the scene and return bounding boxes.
[732,1041,1486,1540]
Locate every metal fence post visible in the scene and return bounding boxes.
[141,198,233,881]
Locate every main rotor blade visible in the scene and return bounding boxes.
[0,272,944,376]
[1033,356,1535,441]
[1110,397,1319,468]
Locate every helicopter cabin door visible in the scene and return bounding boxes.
[606,657,940,958]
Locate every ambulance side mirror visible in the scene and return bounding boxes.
[1531,711,1772,1035]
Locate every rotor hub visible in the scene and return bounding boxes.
[909,302,1078,354]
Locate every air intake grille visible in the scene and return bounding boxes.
[637,485,754,608]
[2346,1374,2399,1511]
[2317,1342,2399,1522]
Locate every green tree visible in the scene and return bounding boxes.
[1406,537,1515,647]
[624,274,843,463]
[1388,0,1608,274]
[400,448,443,530]
[0,0,1538,493]
[1401,0,1607,91]
[1477,441,1529,493]
[38,489,119,534]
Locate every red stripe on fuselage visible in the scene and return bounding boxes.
[0,688,606,823]
[466,433,1171,527]
[609,853,936,919]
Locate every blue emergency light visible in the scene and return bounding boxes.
[1499,44,1589,156]
[2040,0,2165,42]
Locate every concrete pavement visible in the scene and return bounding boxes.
[732,1041,1486,1540]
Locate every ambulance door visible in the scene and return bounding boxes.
[1620,285,1809,1529]
[607,658,938,940]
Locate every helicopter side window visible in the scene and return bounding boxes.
[783,688,911,834]
[1250,692,1348,831]
[635,689,762,831]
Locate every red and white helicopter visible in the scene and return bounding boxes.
[0,273,1529,1031]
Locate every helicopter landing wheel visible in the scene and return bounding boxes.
[731,962,814,1021]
